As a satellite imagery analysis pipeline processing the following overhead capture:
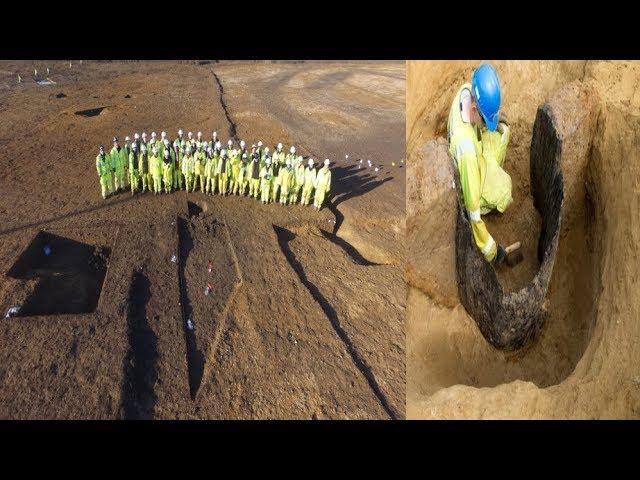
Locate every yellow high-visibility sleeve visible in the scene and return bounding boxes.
[459,149,497,262]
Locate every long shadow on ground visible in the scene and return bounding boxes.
[273,224,397,419]
[177,216,205,401]
[121,269,158,420]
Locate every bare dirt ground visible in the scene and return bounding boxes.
[0,60,405,419]
[407,60,640,419]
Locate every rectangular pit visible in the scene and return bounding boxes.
[6,231,110,316]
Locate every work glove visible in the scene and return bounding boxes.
[494,244,506,265]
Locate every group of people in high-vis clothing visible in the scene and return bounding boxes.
[95,130,333,210]
[448,63,512,264]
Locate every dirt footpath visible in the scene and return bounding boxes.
[0,60,405,419]
[407,60,640,419]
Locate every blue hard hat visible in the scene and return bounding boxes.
[471,63,501,132]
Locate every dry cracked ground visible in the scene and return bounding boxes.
[0,60,405,419]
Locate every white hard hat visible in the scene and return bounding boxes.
[213,131,217,137]
[221,149,227,156]
[151,131,156,138]
[240,140,245,148]
[257,141,263,147]
[125,136,130,142]
[161,131,166,138]
[178,129,183,136]
[141,144,146,151]
[142,132,147,138]
[324,159,330,166]
[308,159,314,166]
[277,143,283,150]
[188,131,193,137]
[227,139,232,145]
[163,139,169,145]
[134,133,140,140]
[290,146,296,154]
[265,147,269,153]
[197,131,202,137]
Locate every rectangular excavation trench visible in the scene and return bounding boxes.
[6,231,110,316]
[177,202,240,401]
[177,216,205,401]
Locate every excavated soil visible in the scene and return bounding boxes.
[0,60,405,419]
[407,60,640,418]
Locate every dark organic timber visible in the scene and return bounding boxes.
[454,104,563,351]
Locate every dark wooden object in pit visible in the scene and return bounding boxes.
[454,105,563,351]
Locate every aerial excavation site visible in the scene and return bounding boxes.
[0,60,405,419]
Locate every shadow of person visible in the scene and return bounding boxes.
[330,164,393,207]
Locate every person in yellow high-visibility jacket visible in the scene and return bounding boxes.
[138,143,150,192]
[129,142,140,195]
[162,148,174,194]
[96,145,112,199]
[217,149,231,195]
[313,159,332,210]
[279,158,295,205]
[260,158,274,204]
[182,147,195,192]
[150,146,163,194]
[290,155,305,204]
[204,147,214,194]
[193,142,206,193]
[447,63,511,264]
[173,140,183,190]
[247,152,261,199]
[110,137,127,192]
[229,148,241,194]
[209,145,222,195]
[301,158,316,206]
